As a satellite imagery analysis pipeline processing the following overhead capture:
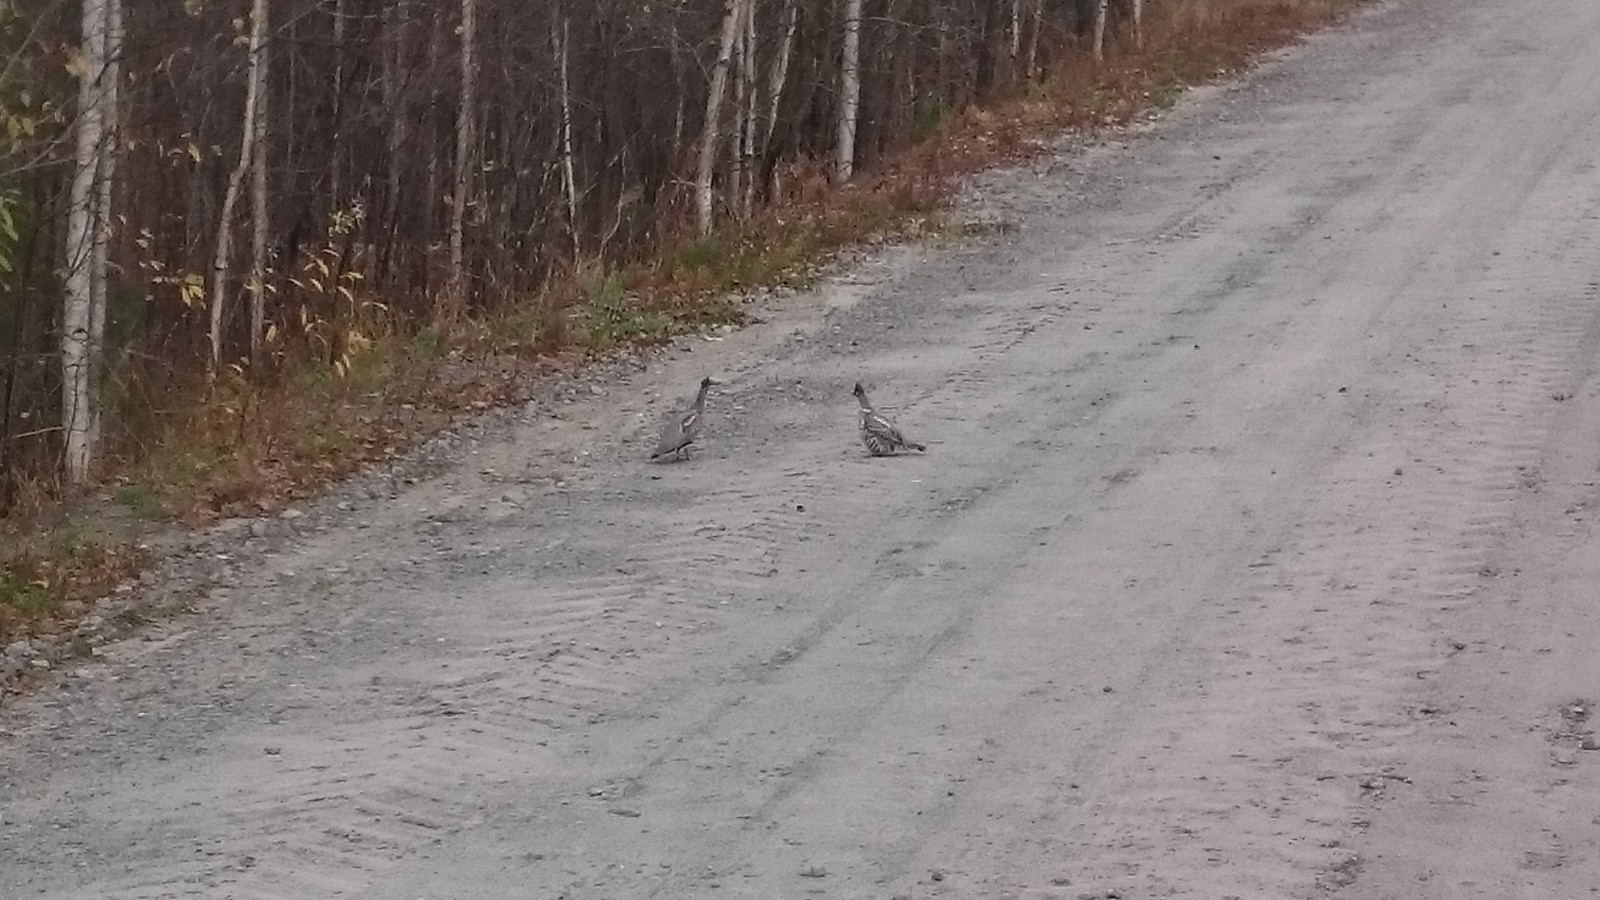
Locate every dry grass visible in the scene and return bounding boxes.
[0,0,1368,647]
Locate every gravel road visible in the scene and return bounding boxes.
[7,0,1600,896]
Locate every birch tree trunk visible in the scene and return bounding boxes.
[761,0,798,201]
[694,0,744,236]
[835,0,862,183]
[209,0,269,369]
[329,0,346,206]
[1131,0,1144,50]
[762,0,797,155]
[62,0,109,484]
[735,2,756,218]
[249,0,271,367]
[1010,0,1022,73]
[421,12,445,284]
[380,3,406,282]
[669,16,686,165]
[1025,0,1043,79]
[1092,0,1109,63]
[87,0,121,454]
[443,0,477,319]
[554,6,580,256]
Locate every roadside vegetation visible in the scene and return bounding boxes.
[0,0,1363,647]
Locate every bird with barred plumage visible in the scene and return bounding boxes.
[853,382,926,456]
[651,376,719,461]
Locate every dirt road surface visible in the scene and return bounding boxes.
[8,0,1600,896]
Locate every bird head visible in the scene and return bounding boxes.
[701,376,722,389]
[852,382,866,398]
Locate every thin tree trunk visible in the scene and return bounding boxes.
[762,0,797,155]
[330,0,346,206]
[1131,0,1144,50]
[694,0,744,236]
[380,2,406,287]
[62,0,109,483]
[735,0,755,218]
[1010,0,1021,74]
[835,0,862,182]
[249,0,271,367]
[443,0,477,319]
[1025,0,1043,79]
[422,11,445,294]
[1092,0,1109,63]
[88,0,121,453]
[761,0,798,201]
[554,6,580,256]
[669,16,686,164]
[209,0,268,369]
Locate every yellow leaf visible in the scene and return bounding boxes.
[179,273,205,307]
[63,48,86,79]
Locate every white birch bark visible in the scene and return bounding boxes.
[1010,0,1021,71]
[760,0,798,201]
[835,0,862,182]
[424,13,445,233]
[735,1,755,218]
[694,0,744,236]
[1025,0,1043,79]
[669,16,686,164]
[445,0,477,317]
[62,0,109,483]
[381,3,407,262]
[86,0,121,454]
[209,0,268,368]
[554,7,580,255]
[330,0,346,205]
[1092,0,1109,62]
[249,0,271,366]
[762,0,797,155]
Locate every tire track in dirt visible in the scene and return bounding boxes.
[1333,190,1600,894]
[1087,174,1600,900]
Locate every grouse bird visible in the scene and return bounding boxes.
[651,376,719,461]
[853,382,926,456]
